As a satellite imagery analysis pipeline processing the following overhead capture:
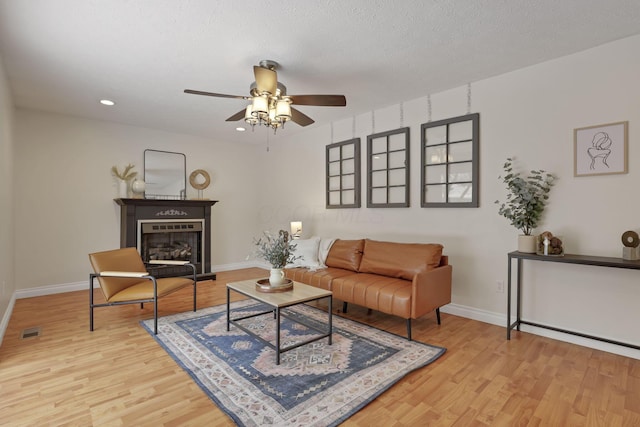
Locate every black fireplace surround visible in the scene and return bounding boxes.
[116,198,218,280]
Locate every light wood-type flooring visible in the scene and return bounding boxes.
[1,268,639,426]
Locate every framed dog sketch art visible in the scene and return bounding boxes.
[574,121,628,177]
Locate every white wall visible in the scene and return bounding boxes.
[260,35,640,357]
[0,50,15,342]
[13,110,262,290]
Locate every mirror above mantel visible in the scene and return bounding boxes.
[144,149,186,200]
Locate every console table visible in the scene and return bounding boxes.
[507,251,640,350]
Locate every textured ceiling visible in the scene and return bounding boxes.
[1,0,639,144]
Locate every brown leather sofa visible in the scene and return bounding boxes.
[285,238,452,339]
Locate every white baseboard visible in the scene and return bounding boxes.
[12,261,261,300]
[440,303,640,360]
[211,261,259,272]
[0,293,17,347]
[15,281,92,299]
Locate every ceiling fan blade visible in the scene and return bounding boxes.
[254,66,277,95]
[289,94,346,106]
[290,107,315,127]
[184,89,249,100]
[225,109,246,122]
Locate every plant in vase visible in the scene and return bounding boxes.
[253,230,300,286]
[495,157,555,253]
[111,164,137,198]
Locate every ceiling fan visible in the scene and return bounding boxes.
[184,60,346,131]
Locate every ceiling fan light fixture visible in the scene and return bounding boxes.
[251,95,268,118]
[275,98,292,121]
[244,105,258,129]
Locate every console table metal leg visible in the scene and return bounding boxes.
[516,258,522,331]
[507,256,512,340]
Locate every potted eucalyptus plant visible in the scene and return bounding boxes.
[253,230,300,285]
[495,157,556,253]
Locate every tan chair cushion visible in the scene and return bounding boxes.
[108,276,194,302]
[89,247,193,302]
[324,239,365,272]
[359,239,443,280]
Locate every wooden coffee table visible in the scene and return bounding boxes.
[226,279,333,365]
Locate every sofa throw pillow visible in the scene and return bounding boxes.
[359,239,443,280]
[324,239,365,272]
[287,237,321,269]
[317,237,336,266]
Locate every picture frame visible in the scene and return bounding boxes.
[574,121,628,177]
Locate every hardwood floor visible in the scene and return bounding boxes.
[1,267,639,426]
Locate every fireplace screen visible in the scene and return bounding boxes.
[139,221,204,274]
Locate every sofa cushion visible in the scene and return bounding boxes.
[285,267,357,291]
[331,273,412,318]
[324,239,364,272]
[359,239,443,280]
[317,237,336,266]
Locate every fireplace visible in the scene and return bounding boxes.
[116,198,217,280]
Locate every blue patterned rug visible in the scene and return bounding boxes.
[141,299,445,426]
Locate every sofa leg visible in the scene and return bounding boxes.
[367,308,372,315]
[406,319,412,341]
[436,308,441,325]
[342,302,348,313]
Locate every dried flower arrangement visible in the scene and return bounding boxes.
[253,230,300,269]
[111,164,137,181]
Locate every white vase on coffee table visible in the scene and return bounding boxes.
[269,268,285,286]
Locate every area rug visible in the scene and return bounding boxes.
[141,299,446,426]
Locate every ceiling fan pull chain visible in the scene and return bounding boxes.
[467,82,472,114]
[427,94,432,122]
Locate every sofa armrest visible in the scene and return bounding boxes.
[410,264,452,318]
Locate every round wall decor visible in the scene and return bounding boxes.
[621,230,639,248]
[189,169,211,190]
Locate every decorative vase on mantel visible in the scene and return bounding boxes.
[269,268,285,286]
[518,235,537,253]
[118,180,128,199]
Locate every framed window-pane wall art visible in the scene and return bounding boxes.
[367,127,410,208]
[421,113,479,207]
[326,138,361,208]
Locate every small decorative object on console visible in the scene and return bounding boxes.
[621,230,640,260]
[537,231,564,256]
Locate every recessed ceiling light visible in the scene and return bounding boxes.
[236,127,246,132]
[99,99,115,106]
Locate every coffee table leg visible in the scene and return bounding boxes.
[226,287,230,332]
[276,307,281,365]
[328,295,333,345]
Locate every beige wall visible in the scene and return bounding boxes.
[260,35,640,357]
[0,52,15,340]
[13,111,262,289]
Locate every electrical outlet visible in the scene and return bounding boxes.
[496,280,504,293]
